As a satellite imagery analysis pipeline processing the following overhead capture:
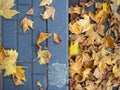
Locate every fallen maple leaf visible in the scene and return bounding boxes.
[37,32,51,48]
[40,6,55,20]
[0,45,7,65]
[39,0,52,6]
[0,0,19,19]
[25,8,34,15]
[0,49,18,76]
[20,17,33,32]
[12,66,26,85]
[69,41,81,56]
[36,81,43,90]
[69,15,91,34]
[37,49,51,64]
[53,33,62,43]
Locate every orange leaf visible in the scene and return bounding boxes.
[53,33,62,43]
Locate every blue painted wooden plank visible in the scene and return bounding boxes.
[4,76,18,90]
[48,0,68,64]
[17,63,32,90]
[18,0,32,5]
[2,20,17,49]
[32,46,47,74]
[33,75,47,90]
[47,0,68,89]
[18,34,32,62]
[18,5,32,34]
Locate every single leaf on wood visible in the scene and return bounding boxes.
[53,33,62,43]
[25,8,34,15]
[39,0,52,6]
[20,17,33,33]
[37,49,51,65]
[0,0,19,19]
[37,32,51,48]
[12,66,26,85]
[40,6,55,20]
[36,81,44,90]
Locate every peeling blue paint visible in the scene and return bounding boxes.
[48,63,68,87]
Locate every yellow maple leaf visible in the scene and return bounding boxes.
[20,17,33,33]
[37,49,51,65]
[0,45,7,65]
[0,0,19,19]
[12,66,26,85]
[69,41,81,56]
[39,0,52,6]
[37,32,51,48]
[40,6,55,20]
[0,49,18,76]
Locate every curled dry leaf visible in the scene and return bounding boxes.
[20,17,33,33]
[69,15,90,34]
[36,81,43,90]
[53,33,62,43]
[25,8,34,15]
[37,32,51,48]
[0,0,19,19]
[12,66,26,85]
[40,6,55,20]
[37,49,51,65]
[39,0,52,6]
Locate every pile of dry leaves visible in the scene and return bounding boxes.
[69,0,120,90]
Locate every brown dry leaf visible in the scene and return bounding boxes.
[37,49,51,65]
[93,68,102,79]
[12,66,26,85]
[39,0,52,6]
[20,17,33,33]
[0,45,7,65]
[69,6,81,14]
[0,0,19,19]
[36,81,43,90]
[103,35,114,48]
[0,49,18,76]
[98,60,106,72]
[112,64,120,77]
[37,32,51,48]
[25,8,34,15]
[84,29,101,45]
[53,33,62,43]
[40,6,55,20]
[69,15,91,34]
